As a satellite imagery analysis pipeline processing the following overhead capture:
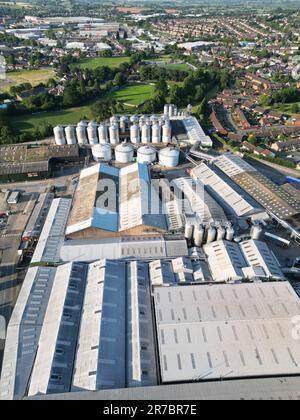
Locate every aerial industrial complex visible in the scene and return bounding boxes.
[0,102,300,401]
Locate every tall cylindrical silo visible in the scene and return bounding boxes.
[162,122,171,144]
[109,124,120,145]
[54,126,66,146]
[194,225,205,247]
[76,121,88,145]
[185,222,194,241]
[141,124,151,144]
[152,123,161,144]
[65,125,77,145]
[130,124,140,144]
[206,226,217,245]
[98,124,108,144]
[87,121,99,145]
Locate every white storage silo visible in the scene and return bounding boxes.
[98,124,108,144]
[152,123,161,144]
[109,124,120,145]
[251,225,263,241]
[159,147,180,168]
[76,121,88,145]
[120,116,127,133]
[92,144,112,162]
[194,225,205,247]
[150,115,158,124]
[54,126,66,146]
[217,226,226,241]
[164,104,169,117]
[115,142,134,164]
[173,105,178,116]
[87,121,99,145]
[65,126,77,145]
[130,124,140,144]
[226,226,235,241]
[162,122,171,144]
[206,226,216,245]
[130,115,139,124]
[168,104,175,117]
[137,146,157,164]
[110,116,119,126]
[185,222,194,241]
[141,124,151,144]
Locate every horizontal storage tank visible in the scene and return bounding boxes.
[137,146,157,164]
[65,125,77,145]
[130,124,140,144]
[141,124,151,144]
[98,124,108,144]
[109,124,120,145]
[92,144,112,162]
[162,122,171,144]
[152,123,161,144]
[54,126,66,146]
[115,142,134,164]
[76,121,88,145]
[87,121,99,145]
[159,147,180,168]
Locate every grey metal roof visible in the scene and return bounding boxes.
[26,376,300,400]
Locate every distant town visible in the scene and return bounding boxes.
[0,0,300,403]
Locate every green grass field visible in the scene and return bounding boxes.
[158,63,193,72]
[13,105,94,133]
[0,68,56,93]
[74,56,131,70]
[108,83,155,106]
[12,84,154,133]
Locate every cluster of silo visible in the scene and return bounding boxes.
[164,104,178,118]
[185,221,235,247]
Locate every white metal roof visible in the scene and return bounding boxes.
[192,164,257,217]
[213,153,257,177]
[154,282,300,383]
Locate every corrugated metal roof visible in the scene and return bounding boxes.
[154,282,300,384]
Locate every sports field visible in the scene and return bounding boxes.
[0,68,56,93]
[74,56,131,70]
[13,105,94,133]
[108,83,155,106]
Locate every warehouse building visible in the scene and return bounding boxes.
[204,239,284,283]
[154,282,300,384]
[191,163,264,219]
[66,163,167,240]
[0,259,157,400]
[22,193,54,241]
[214,154,300,221]
[31,198,72,264]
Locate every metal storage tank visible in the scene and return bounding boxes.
[141,124,151,144]
[120,116,127,133]
[152,123,161,144]
[185,222,194,241]
[187,104,193,115]
[162,122,171,144]
[92,144,112,162]
[194,225,205,247]
[251,224,263,241]
[87,121,99,145]
[206,226,216,244]
[65,125,77,145]
[109,124,120,145]
[164,104,169,117]
[130,115,139,124]
[150,115,158,124]
[226,226,235,241]
[110,116,119,126]
[130,124,140,144]
[137,146,157,164]
[173,105,178,116]
[98,124,108,144]
[159,147,180,167]
[168,104,175,117]
[76,121,88,145]
[115,142,134,164]
[54,126,66,146]
[217,226,226,241]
